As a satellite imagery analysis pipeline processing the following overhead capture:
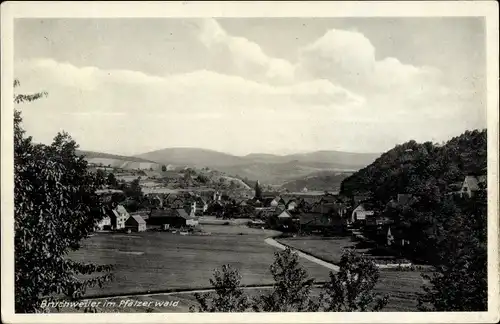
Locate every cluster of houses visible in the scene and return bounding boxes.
[347,174,487,248]
[93,173,486,243]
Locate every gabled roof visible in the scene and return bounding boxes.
[354,203,374,211]
[115,205,130,216]
[277,210,293,218]
[464,175,487,191]
[299,213,337,226]
[175,209,193,220]
[150,208,172,218]
[126,214,146,225]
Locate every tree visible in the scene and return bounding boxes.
[254,180,262,200]
[14,80,113,313]
[107,173,118,188]
[320,249,388,311]
[161,165,167,172]
[418,191,487,311]
[190,265,249,312]
[124,178,143,201]
[252,248,318,312]
[196,174,209,184]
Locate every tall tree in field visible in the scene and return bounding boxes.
[190,265,249,312]
[14,80,113,313]
[320,249,388,311]
[252,248,318,312]
[161,165,167,172]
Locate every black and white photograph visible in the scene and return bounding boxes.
[1,1,499,323]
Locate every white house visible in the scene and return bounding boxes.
[277,210,293,220]
[112,205,130,230]
[95,216,111,231]
[461,175,487,198]
[350,204,374,224]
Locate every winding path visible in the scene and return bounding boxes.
[266,237,414,269]
[264,237,340,272]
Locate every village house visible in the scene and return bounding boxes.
[350,203,374,225]
[194,197,208,215]
[283,197,297,211]
[125,215,147,232]
[103,204,130,230]
[95,214,111,231]
[277,209,293,222]
[386,226,410,247]
[460,175,487,198]
[148,208,199,227]
[298,213,343,234]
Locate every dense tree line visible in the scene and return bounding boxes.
[340,129,486,205]
[339,129,487,311]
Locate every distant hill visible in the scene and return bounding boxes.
[76,150,162,170]
[280,171,353,192]
[136,147,247,168]
[136,147,380,184]
[245,150,380,168]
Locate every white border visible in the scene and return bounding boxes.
[1,1,499,323]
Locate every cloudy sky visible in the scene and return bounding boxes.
[14,17,486,156]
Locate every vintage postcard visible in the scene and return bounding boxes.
[1,1,499,323]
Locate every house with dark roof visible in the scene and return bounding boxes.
[298,213,342,233]
[148,208,199,227]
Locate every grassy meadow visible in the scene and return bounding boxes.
[278,236,429,311]
[70,225,330,297]
[64,226,427,312]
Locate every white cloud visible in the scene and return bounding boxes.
[196,18,296,84]
[298,29,376,83]
[13,22,483,156]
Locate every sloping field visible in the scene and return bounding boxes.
[278,236,427,311]
[69,226,331,298]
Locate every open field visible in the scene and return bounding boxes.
[65,227,426,312]
[198,216,252,226]
[69,225,330,298]
[278,236,428,311]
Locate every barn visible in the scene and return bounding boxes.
[125,215,147,232]
[148,208,199,228]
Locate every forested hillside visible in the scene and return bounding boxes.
[340,129,487,208]
[339,129,488,310]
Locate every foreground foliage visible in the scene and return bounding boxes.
[321,249,388,311]
[14,81,113,313]
[192,248,386,312]
[190,265,249,312]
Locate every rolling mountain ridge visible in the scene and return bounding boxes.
[135,147,380,184]
[76,147,380,185]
